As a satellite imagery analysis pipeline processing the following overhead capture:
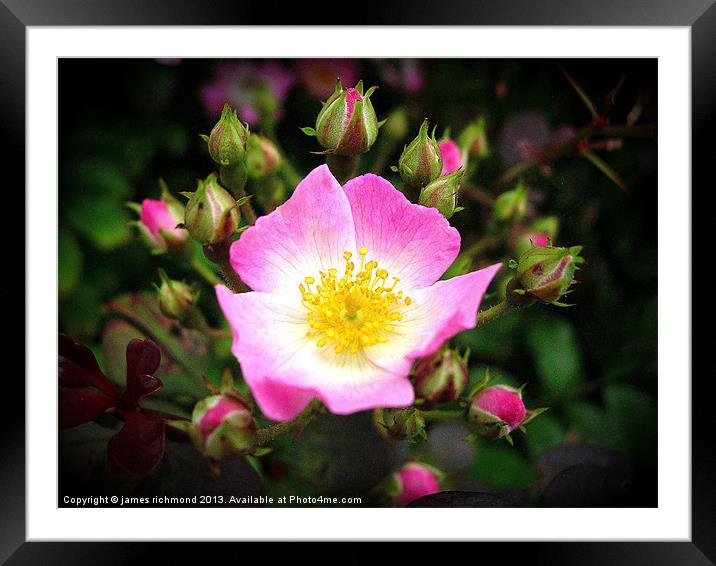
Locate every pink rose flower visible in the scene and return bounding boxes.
[439,139,463,175]
[201,61,296,126]
[139,199,187,251]
[393,463,441,506]
[216,165,501,420]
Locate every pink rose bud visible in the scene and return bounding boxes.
[138,190,188,253]
[439,139,463,175]
[391,463,441,507]
[306,80,380,156]
[413,347,468,407]
[467,385,527,439]
[514,244,584,305]
[398,119,442,189]
[191,395,256,459]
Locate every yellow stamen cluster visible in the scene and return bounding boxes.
[299,247,412,355]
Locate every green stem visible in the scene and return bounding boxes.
[326,154,359,184]
[220,164,258,225]
[422,409,464,422]
[476,300,513,328]
[190,256,221,286]
[255,399,323,445]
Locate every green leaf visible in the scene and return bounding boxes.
[471,442,538,489]
[525,316,584,395]
[59,229,83,297]
[604,384,657,463]
[300,127,317,137]
[66,196,132,251]
[524,412,566,457]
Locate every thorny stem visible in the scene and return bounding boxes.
[203,242,248,294]
[255,399,324,445]
[493,123,656,190]
[475,300,514,328]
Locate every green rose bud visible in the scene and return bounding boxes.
[398,119,442,189]
[156,270,197,323]
[374,407,426,442]
[413,347,468,407]
[514,244,584,305]
[457,116,489,164]
[207,104,249,167]
[493,182,529,223]
[245,134,281,179]
[184,174,240,245]
[305,80,381,156]
[418,170,463,219]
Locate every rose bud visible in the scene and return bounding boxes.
[514,244,584,305]
[390,463,442,507]
[207,104,250,167]
[156,270,197,325]
[493,182,529,223]
[467,385,526,439]
[439,138,463,175]
[245,134,281,179]
[191,395,256,459]
[184,174,240,245]
[374,407,426,442]
[457,116,490,162]
[418,170,464,219]
[135,184,188,254]
[398,119,442,188]
[413,347,468,407]
[305,79,381,156]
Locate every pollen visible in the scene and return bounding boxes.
[299,247,412,355]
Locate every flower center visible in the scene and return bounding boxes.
[299,247,411,355]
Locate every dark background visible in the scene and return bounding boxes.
[58,58,657,507]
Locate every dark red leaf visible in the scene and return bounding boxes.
[59,386,116,429]
[107,410,166,475]
[126,339,162,402]
[58,334,119,397]
[122,374,163,404]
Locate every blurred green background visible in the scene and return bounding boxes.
[59,58,657,506]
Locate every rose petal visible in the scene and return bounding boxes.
[216,285,414,420]
[402,264,503,359]
[439,139,462,175]
[343,174,460,289]
[140,199,181,245]
[107,410,166,475]
[395,463,440,506]
[230,165,357,294]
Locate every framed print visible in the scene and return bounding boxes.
[6,0,708,563]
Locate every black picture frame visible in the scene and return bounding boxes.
[6,1,706,563]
